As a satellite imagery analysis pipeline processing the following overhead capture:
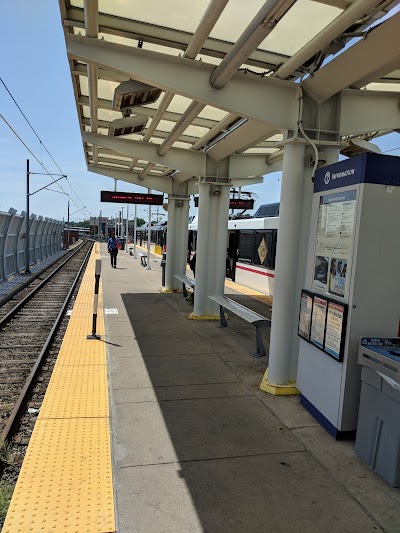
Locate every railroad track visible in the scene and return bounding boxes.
[0,240,93,442]
[0,243,84,321]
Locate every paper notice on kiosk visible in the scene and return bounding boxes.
[313,190,356,298]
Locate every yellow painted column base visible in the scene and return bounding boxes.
[189,313,220,321]
[259,369,300,396]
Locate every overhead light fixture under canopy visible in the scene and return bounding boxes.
[108,115,149,137]
[112,80,162,113]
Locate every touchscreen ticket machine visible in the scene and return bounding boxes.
[296,153,400,438]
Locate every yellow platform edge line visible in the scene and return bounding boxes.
[3,244,116,533]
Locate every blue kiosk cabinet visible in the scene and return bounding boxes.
[296,153,400,438]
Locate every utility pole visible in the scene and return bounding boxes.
[67,201,70,249]
[25,159,30,274]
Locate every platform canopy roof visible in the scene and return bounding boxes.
[59,0,400,193]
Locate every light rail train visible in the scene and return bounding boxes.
[189,203,279,296]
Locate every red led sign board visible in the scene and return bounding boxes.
[230,199,254,209]
[193,197,254,209]
[101,191,163,205]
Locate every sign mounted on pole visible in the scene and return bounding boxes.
[101,191,164,205]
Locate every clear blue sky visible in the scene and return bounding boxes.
[1,1,399,223]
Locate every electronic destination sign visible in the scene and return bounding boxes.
[101,191,164,205]
[193,197,254,209]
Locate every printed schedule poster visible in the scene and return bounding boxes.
[313,190,356,297]
[310,296,328,349]
[325,302,345,360]
[298,291,313,341]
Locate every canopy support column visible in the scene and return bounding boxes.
[164,195,190,292]
[165,197,177,291]
[260,142,306,393]
[190,181,230,319]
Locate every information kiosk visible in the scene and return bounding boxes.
[296,153,400,438]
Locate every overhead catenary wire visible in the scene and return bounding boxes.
[0,113,93,218]
[0,77,93,218]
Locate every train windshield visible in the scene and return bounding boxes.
[253,203,280,218]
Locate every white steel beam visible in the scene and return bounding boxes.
[88,165,173,194]
[206,121,280,161]
[339,89,400,136]
[81,118,200,145]
[78,96,219,128]
[229,154,270,179]
[192,113,238,150]
[165,0,296,155]
[84,0,98,165]
[151,0,228,153]
[66,33,298,129]
[139,162,156,180]
[158,102,205,155]
[72,63,128,83]
[89,165,200,195]
[211,0,297,88]
[65,7,289,70]
[82,131,205,175]
[304,11,400,102]
[172,171,195,184]
[274,0,386,80]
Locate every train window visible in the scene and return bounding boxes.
[238,231,254,263]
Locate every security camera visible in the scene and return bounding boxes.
[212,188,221,196]
[308,152,326,168]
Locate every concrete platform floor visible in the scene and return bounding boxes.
[102,245,400,533]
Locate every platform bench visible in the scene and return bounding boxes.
[174,274,195,297]
[209,294,270,358]
[138,253,147,267]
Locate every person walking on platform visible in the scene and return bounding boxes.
[186,252,196,302]
[107,231,121,268]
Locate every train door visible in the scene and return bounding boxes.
[227,230,239,281]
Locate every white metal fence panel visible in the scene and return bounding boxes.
[0,208,63,283]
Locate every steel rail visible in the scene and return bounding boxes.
[0,241,94,443]
[0,240,89,329]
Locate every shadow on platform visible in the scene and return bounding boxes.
[106,291,391,533]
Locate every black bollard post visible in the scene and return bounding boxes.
[87,259,102,340]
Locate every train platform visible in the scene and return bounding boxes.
[4,244,400,532]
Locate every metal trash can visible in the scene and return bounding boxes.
[118,237,126,250]
[161,252,166,286]
[356,339,400,487]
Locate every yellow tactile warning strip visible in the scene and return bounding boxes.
[224,278,273,305]
[3,243,116,533]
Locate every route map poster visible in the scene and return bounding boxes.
[298,290,313,341]
[325,302,345,360]
[313,190,356,298]
[310,296,328,349]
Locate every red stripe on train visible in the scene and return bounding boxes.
[236,264,275,278]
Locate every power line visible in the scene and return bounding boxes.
[383,146,400,154]
[0,77,63,175]
[0,113,93,218]
[0,77,93,217]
